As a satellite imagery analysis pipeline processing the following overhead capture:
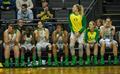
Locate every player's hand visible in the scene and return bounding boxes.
[44,7,48,13]
[88,40,96,44]
[75,32,81,38]
[88,41,93,44]
[110,39,113,42]
[14,41,19,45]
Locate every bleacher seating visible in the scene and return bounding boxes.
[0,10,16,22]
[102,0,120,31]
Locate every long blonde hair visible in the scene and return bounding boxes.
[75,4,84,16]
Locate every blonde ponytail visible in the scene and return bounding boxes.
[75,4,84,16]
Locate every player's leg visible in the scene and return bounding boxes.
[93,43,98,64]
[4,44,10,67]
[78,43,84,65]
[85,43,90,65]
[20,46,26,67]
[26,50,31,66]
[78,33,84,65]
[57,44,64,65]
[13,44,20,67]
[52,44,58,65]
[31,46,36,66]
[100,39,106,64]
[47,44,52,65]
[112,41,118,64]
[69,33,76,65]
[36,43,42,65]
[64,43,69,65]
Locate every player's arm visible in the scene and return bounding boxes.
[47,11,53,18]
[16,0,21,10]
[34,30,39,42]
[68,14,74,32]
[31,32,35,45]
[52,31,57,44]
[111,26,115,36]
[15,30,21,45]
[84,29,88,43]
[95,29,99,43]
[100,26,104,38]
[4,31,9,44]
[79,16,87,33]
[37,12,46,18]
[45,28,49,41]
[21,32,26,44]
[118,35,120,43]
[28,0,34,9]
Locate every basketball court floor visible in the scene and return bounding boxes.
[0,66,120,74]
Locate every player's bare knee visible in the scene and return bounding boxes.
[48,45,52,50]
[102,41,105,46]
[79,44,83,50]
[64,43,68,47]
[70,43,74,50]
[86,43,90,48]
[52,44,56,47]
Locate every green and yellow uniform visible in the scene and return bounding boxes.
[68,13,87,65]
[84,28,99,65]
[84,28,99,43]
[68,13,86,33]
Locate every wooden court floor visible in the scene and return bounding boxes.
[0,66,120,74]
